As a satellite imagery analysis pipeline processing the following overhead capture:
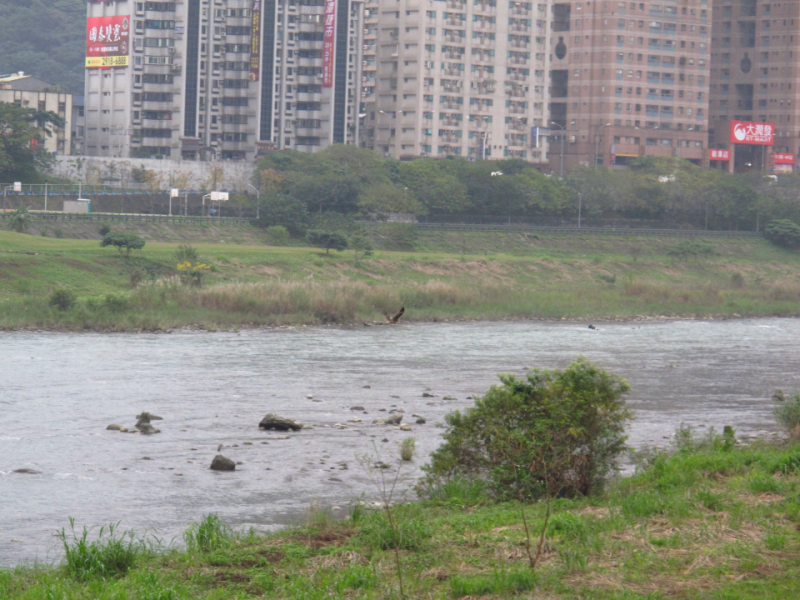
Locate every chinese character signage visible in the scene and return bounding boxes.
[86,15,130,69]
[322,0,336,88]
[709,149,731,161]
[729,120,775,146]
[772,152,795,164]
[249,0,261,81]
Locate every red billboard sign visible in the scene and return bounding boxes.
[86,15,130,69]
[322,0,336,88]
[709,149,730,161]
[772,152,795,164]
[730,120,775,146]
[249,0,261,81]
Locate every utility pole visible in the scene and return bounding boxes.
[550,121,565,178]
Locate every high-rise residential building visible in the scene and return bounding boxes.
[84,0,364,161]
[547,0,710,172]
[0,72,74,155]
[361,0,553,164]
[708,0,799,174]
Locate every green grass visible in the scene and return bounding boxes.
[5,440,800,599]
[2,229,800,330]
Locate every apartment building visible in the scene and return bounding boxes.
[361,0,553,164]
[0,72,74,155]
[708,0,799,173]
[84,0,364,161]
[547,0,711,172]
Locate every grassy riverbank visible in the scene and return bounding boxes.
[1,230,799,330]
[4,438,800,599]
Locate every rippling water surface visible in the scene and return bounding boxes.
[2,319,799,566]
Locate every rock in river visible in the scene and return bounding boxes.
[137,423,160,435]
[210,455,236,471]
[258,413,304,431]
[373,413,403,426]
[106,424,127,431]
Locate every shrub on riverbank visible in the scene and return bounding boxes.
[420,358,631,501]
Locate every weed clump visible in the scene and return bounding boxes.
[400,437,415,461]
[183,514,233,553]
[774,393,800,438]
[58,519,147,582]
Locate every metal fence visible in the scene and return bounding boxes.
[0,212,252,226]
[389,223,764,237]
[0,183,240,196]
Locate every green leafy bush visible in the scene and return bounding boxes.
[266,225,290,246]
[421,357,631,500]
[97,223,112,236]
[306,229,348,254]
[666,240,716,259]
[765,219,800,249]
[100,232,145,257]
[173,244,198,264]
[49,288,76,311]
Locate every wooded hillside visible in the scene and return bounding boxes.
[0,0,86,94]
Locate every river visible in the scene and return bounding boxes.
[1,318,799,566]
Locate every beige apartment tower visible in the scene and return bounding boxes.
[708,0,800,173]
[362,0,553,164]
[547,0,711,172]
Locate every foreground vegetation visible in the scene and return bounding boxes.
[4,435,800,599]
[1,228,799,330]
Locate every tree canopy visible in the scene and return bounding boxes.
[0,102,63,182]
[251,146,800,233]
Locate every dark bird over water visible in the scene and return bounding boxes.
[385,307,405,323]
[588,324,596,330]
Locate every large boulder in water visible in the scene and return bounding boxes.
[210,455,236,471]
[258,413,304,431]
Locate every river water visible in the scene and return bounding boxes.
[2,319,799,566]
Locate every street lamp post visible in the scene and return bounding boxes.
[246,182,260,219]
[594,122,611,167]
[578,192,582,229]
[550,121,566,178]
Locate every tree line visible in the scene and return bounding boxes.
[252,146,800,233]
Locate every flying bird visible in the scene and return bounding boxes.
[385,307,405,324]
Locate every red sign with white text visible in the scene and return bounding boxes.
[709,149,730,161]
[86,15,130,69]
[730,120,775,146]
[322,0,336,88]
[772,152,795,164]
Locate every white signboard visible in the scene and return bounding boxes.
[171,188,180,198]
[13,182,22,192]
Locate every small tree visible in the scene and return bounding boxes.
[421,356,632,500]
[306,229,348,254]
[349,230,373,264]
[100,232,145,257]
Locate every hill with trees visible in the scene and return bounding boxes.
[0,0,86,94]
